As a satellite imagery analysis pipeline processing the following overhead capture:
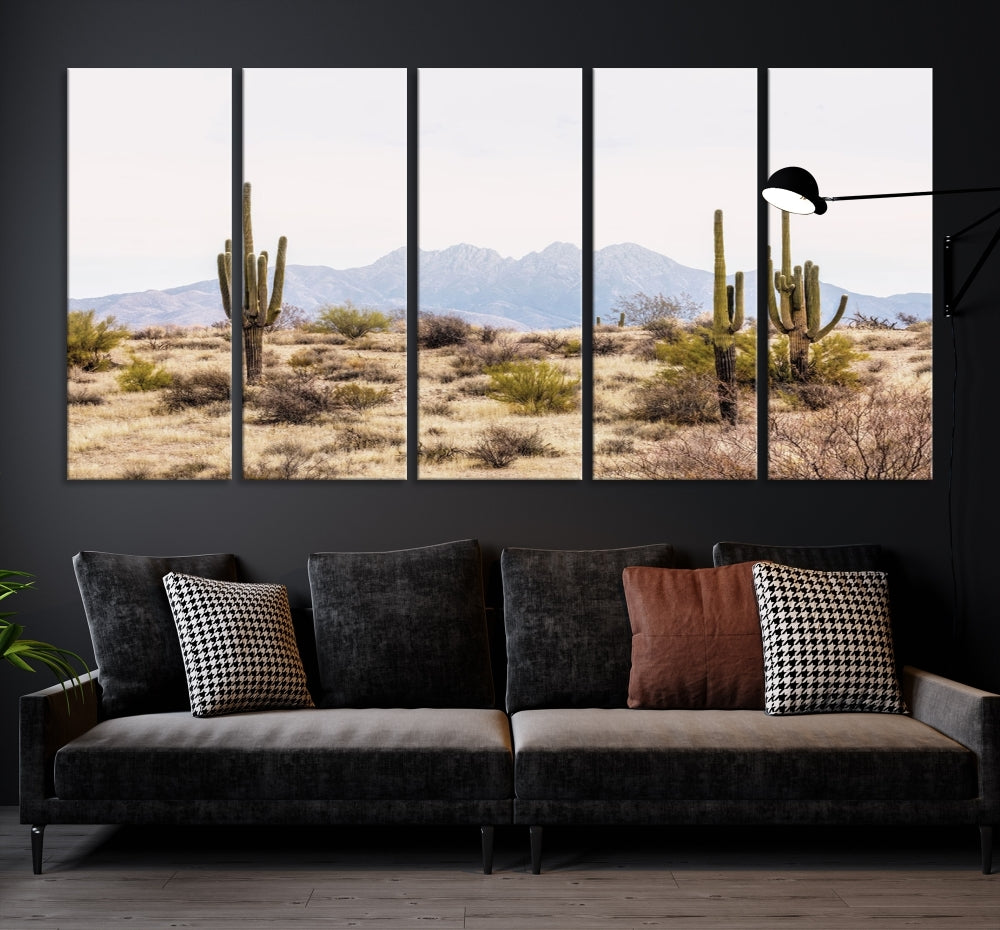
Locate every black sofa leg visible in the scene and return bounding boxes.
[530,824,542,874]
[981,825,994,875]
[481,825,495,874]
[31,824,45,875]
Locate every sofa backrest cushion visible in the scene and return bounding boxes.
[502,543,675,713]
[308,539,494,708]
[712,541,883,571]
[623,561,764,709]
[73,550,238,718]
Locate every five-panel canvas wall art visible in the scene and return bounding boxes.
[67,68,933,481]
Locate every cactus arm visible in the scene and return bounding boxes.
[731,271,744,333]
[813,294,849,341]
[767,247,790,333]
[245,251,258,324]
[257,252,269,325]
[265,236,287,324]
[217,240,232,319]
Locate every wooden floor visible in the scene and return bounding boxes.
[0,807,997,928]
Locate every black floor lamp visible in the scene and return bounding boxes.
[761,166,1000,316]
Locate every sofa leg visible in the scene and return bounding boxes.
[481,825,495,874]
[981,825,994,875]
[530,824,543,874]
[31,824,45,875]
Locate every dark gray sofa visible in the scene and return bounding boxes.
[18,541,999,875]
[500,542,999,874]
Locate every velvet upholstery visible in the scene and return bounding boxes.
[501,544,675,713]
[510,708,976,801]
[712,541,883,572]
[308,539,494,708]
[54,708,513,801]
[72,551,238,718]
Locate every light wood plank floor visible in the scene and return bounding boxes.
[1,807,997,928]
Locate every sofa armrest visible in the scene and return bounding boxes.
[19,671,99,815]
[903,665,1000,804]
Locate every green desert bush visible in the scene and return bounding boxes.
[67,310,130,371]
[329,383,393,412]
[116,355,172,392]
[314,303,394,339]
[486,360,579,415]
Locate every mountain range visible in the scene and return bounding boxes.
[68,242,932,331]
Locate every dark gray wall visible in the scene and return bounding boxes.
[2,1,999,803]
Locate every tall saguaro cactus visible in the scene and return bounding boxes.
[218,182,287,384]
[768,210,847,382]
[712,209,745,426]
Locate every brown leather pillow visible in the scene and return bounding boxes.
[623,562,764,709]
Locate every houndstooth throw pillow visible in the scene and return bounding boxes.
[751,561,907,716]
[163,572,314,717]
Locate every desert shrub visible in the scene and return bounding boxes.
[769,333,865,387]
[467,424,553,468]
[560,339,582,357]
[612,291,701,328]
[245,441,321,480]
[630,370,720,425]
[67,385,105,406]
[419,312,472,348]
[315,303,393,339]
[67,310,130,371]
[251,375,329,424]
[117,355,172,392]
[769,383,932,480]
[452,335,534,375]
[160,369,230,412]
[591,332,621,356]
[329,383,393,411]
[419,441,460,465]
[596,423,757,480]
[422,400,454,417]
[335,425,400,452]
[486,361,580,415]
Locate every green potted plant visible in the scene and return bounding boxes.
[1,569,91,708]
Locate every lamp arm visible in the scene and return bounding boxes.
[826,186,1000,203]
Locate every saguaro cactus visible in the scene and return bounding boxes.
[712,209,745,426]
[768,210,847,382]
[218,182,287,384]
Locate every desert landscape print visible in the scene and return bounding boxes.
[67,67,933,482]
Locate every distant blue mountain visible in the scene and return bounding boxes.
[68,242,932,331]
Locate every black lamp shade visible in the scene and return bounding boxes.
[762,166,828,215]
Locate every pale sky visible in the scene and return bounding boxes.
[595,68,758,275]
[68,67,933,301]
[419,68,582,258]
[768,68,933,297]
[243,68,407,270]
[68,68,231,298]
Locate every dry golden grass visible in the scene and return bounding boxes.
[67,327,231,480]
[242,328,406,480]
[417,328,582,479]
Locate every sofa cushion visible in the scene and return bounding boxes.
[73,550,238,717]
[623,562,764,709]
[752,561,907,715]
[163,573,315,717]
[54,708,513,801]
[713,541,882,571]
[502,544,675,713]
[510,708,976,801]
[307,539,494,708]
